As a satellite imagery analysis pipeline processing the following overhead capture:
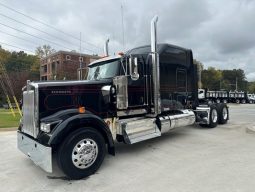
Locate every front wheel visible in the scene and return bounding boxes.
[57,127,106,180]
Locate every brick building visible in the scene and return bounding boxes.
[40,51,100,80]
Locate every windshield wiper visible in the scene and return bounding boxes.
[93,66,100,80]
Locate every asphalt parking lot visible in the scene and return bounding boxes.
[1,104,255,192]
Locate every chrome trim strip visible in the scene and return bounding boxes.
[117,108,147,117]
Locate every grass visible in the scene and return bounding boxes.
[0,108,21,128]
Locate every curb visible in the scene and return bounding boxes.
[0,127,17,132]
[246,125,255,134]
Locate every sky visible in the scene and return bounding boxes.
[0,0,255,81]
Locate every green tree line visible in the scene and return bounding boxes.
[0,46,40,104]
[201,67,255,93]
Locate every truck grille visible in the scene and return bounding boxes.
[22,90,38,138]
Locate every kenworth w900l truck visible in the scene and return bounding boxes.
[17,16,229,179]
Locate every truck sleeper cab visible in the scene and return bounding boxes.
[17,16,229,179]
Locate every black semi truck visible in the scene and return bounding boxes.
[17,16,229,179]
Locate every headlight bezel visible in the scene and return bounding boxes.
[40,120,61,133]
[40,123,51,133]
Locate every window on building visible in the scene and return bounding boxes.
[52,63,56,73]
[66,55,71,60]
[79,57,83,62]
[43,65,47,73]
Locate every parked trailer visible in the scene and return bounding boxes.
[247,93,255,104]
[198,89,254,104]
[229,91,247,104]
[17,16,229,180]
[198,89,228,103]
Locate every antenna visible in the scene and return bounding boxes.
[79,32,82,80]
[121,4,125,51]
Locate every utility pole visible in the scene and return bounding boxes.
[235,77,238,91]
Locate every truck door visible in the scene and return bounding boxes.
[176,68,188,104]
[127,56,147,108]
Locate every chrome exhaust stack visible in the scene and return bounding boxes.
[151,15,161,115]
[104,38,110,56]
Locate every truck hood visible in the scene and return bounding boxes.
[32,79,114,119]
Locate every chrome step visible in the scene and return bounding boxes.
[127,128,161,144]
[118,117,161,144]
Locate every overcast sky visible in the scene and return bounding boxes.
[0,0,255,81]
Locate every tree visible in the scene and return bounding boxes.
[248,82,255,93]
[35,45,55,58]
[0,48,40,103]
[201,67,222,90]
[222,69,247,91]
[202,68,248,91]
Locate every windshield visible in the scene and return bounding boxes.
[87,59,120,80]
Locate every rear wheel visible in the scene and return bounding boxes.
[223,99,228,104]
[199,105,218,128]
[216,99,221,103]
[218,104,229,124]
[236,99,240,104]
[241,99,246,104]
[208,105,218,128]
[57,127,106,180]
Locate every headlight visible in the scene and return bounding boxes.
[40,121,61,133]
[40,123,51,133]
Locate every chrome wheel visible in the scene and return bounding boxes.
[222,107,228,120]
[212,109,218,123]
[72,138,98,169]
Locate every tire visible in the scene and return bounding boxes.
[207,105,218,128]
[218,104,229,124]
[57,127,106,180]
[241,99,246,104]
[249,100,253,104]
[199,105,218,128]
[223,99,227,104]
[216,99,221,104]
[236,99,240,104]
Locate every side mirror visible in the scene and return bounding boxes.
[129,56,139,80]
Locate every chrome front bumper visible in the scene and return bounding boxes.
[17,131,52,173]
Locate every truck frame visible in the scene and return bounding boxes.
[17,16,229,179]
